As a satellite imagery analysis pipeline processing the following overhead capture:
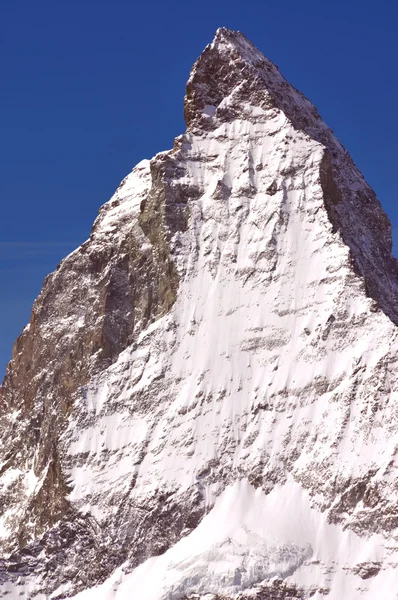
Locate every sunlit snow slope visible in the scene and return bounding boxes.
[2,28,398,600]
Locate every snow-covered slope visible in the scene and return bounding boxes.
[1,27,398,599]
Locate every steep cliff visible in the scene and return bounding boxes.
[1,28,398,600]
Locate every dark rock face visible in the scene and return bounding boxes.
[0,27,398,599]
[0,155,187,552]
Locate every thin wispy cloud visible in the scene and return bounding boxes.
[0,242,76,261]
[0,242,75,247]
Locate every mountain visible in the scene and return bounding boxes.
[1,27,398,600]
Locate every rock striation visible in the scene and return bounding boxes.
[1,27,398,600]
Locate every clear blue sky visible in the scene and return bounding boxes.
[1,0,398,375]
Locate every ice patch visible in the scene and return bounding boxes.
[69,478,395,600]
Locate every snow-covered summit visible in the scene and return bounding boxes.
[186,27,398,326]
[1,29,398,600]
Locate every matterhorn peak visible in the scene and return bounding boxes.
[211,26,269,64]
[184,27,277,128]
[185,29,398,325]
[185,26,317,132]
[1,29,398,600]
